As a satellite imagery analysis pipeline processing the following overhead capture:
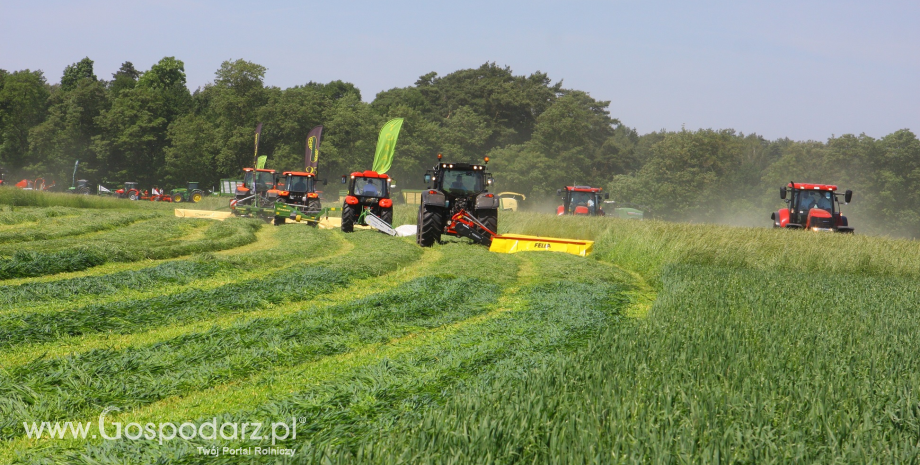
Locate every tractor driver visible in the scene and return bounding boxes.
[293,178,307,192]
[361,179,379,196]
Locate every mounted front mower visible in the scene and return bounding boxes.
[557,186,608,216]
[341,170,394,233]
[772,182,854,233]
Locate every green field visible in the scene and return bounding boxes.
[2,191,920,463]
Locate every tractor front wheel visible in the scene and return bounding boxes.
[306,198,321,212]
[174,193,184,203]
[476,209,498,235]
[341,204,356,232]
[417,205,443,247]
[273,216,285,226]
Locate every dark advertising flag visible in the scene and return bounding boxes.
[304,126,323,174]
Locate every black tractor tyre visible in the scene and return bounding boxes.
[77,187,90,195]
[191,190,204,203]
[341,204,356,233]
[174,193,184,203]
[128,191,139,201]
[417,205,443,247]
[273,216,285,226]
[306,198,321,212]
[380,207,394,226]
[476,209,498,235]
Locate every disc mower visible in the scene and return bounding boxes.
[340,170,394,233]
[772,182,854,233]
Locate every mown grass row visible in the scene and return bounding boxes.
[0,206,80,226]
[0,210,158,245]
[17,248,632,463]
[0,232,419,349]
[0,217,261,280]
[0,275,502,441]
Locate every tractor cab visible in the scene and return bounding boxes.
[557,186,608,216]
[416,154,500,247]
[234,168,277,206]
[277,171,320,209]
[773,182,854,233]
[340,170,393,233]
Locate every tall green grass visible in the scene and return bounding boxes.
[0,187,172,210]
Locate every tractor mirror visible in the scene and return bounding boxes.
[323,179,328,186]
[604,193,610,199]
[340,175,346,184]
[845,189,853,203]
[424,174,431,183]
[779,187,786,200]
[556,189,562,195]
[487,177,494,186]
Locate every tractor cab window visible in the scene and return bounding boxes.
[796,190,834,214]
[355,177,387,197]
[442,170,482,194]
[256,172,275,190]
[286,175,313,192]
[243,171,253,186]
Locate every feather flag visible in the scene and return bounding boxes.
[304,126,323,174]
[371,118,404,174]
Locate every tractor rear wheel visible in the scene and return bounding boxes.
[191,190,203,203]
[128,190,139,201]
[341,204,356,232]
[476,209,498,234]
[174,193,184,203]
[380,207,393,226]
[417,205,443,247]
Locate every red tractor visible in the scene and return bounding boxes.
[232,168,278,208]
[340,170,393,232]
[557,186,609,216]
[276,171,322,211]
[772,182,854,233]
[114,182,142,200]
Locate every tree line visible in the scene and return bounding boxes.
[1,58,917,236]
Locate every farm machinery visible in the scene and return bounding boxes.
[114,182,142,200]
[557,186,609,216]
[417,154,499,246]
[415,154,594,256]
[171,182,205,203]
[340,170,394,233]
[231,168,278,210]
[772,182,854,233]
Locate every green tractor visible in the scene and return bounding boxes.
[171,182,205,203]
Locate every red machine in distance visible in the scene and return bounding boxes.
[772,182,854,233]
[557,186,609,216]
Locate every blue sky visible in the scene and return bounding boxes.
[1,0,917,141]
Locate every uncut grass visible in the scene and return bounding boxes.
[0,218,261,280]
[22,250,630,463]
[0,187,173,210]
[504,211,920,283]
[0,232,421,348]
[330,264,920,464]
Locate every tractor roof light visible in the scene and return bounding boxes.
[484,156,490,163]
[437,153,442,160]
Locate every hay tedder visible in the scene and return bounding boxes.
[773,182,854,233]
[340,170,394,234]
[417,154,593,256]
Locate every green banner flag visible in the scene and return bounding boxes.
[256,155,267,169]
[371,118,404,174]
